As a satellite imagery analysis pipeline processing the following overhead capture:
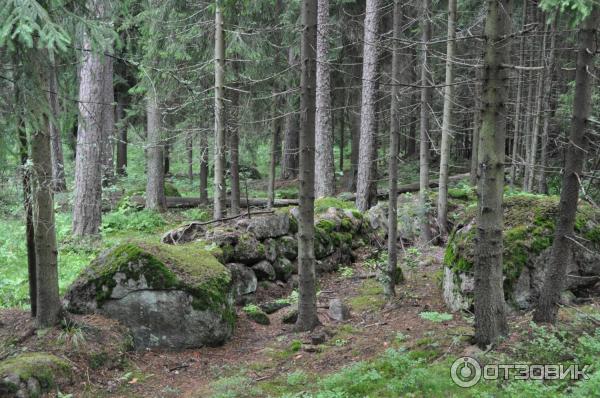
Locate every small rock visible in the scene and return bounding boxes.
[26,377,41,397]
[243,306,270,325]
[303,344,321,353]
[560,290,576,305]
[260,300,291,314]
[328,299,350,321]
[282,308,298,324]
[252,260,276,281]
[310,330,327,345]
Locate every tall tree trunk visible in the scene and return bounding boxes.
[470,72,482,186]
[230,62,241,215]
[101,48,115,186]
[533,8,598,324]
[436,0,457,236]
[509,0,527,189]
[525,20,547,192]
[115,92,127,176]
[73,25,104,236]
[14,55,37,316]
[213,1,227,219]
[347,60,361,191]
[339,99,345,172]
[163,137,171,176]
[385,0,403,298]
[418,0,432,242]
[48,57,67,192]
[31,54,61,327]
[407,47,418,158]
[281,111,299,180]
[199,130,209,204]
[537,15,557,194]
[295,0,320,332]
[474,0,512,348]
[355,0,380,212]
[187,133,194,182]
[315,0,335,198]
[145,93,166,211]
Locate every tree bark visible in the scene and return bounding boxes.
[355,0,380,212]
[229,57,241,215]
[187,133,193,182]
[48,57,67,192]
[470,71,482,186]
[537,15,557,194]
[509,0,527,189]
[145,92,166,211]
[474,0,512,348]
[72,23,104,236]
[436,0,457,237]
[385,0,403,298]
[315,0,335,198]
[213,1,227,219]
[418,0,432,242]
[295,0,320,332]
[115,91,127,176]
[31,55,61,327]
[534,8,598,324]
[199,130,209,204]
[101,48,115,186]
[14,55,37,316]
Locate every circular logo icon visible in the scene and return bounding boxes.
[451,356,482,388]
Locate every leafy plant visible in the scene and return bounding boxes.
[419,312,453,323]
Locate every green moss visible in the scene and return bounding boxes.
[243,304,270,325]
[586,225,600,244]
[83,241,234,326]
[316,219,336,233]
[0,352,71,391]
[348,279,385,312]
[340,218,353,232]
[333,232,353,246]
[314,197,356,213]
[164,182,181,197]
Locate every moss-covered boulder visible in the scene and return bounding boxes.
[0,352,72,397]
[243,304,270,325]
[443,194,600,311]
[64,241,235,349]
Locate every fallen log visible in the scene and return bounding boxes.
[130,196,299,209]
[130,173,470,209]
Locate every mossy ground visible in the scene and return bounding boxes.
[0,352,71,391]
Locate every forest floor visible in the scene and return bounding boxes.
[3,241,598,397]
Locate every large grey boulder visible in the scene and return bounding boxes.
[236,212,290,240]
[227,263,258,298]
[64,241,235,349]
[443,194,600,311]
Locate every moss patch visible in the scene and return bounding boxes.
[444,194,600,297]
[80,241,234,325]
[0,352,71,392]
[349,279,385,312]
[315,197,356,213]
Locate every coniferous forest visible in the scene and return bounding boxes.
[1,0,600,397]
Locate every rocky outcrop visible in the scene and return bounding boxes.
[0,353,72,398]
[443,194,600,311]
[64,242,235,349]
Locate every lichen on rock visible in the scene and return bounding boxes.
[0,352,72,397]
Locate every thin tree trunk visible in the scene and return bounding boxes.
[509,0,527,189]
[526,21,547,193]
[534,8,598,324]
[267,1,283,208]
[187,133,193,182]
[281,110,299,180]
[31,54,61,327]
[101,49,115,186]
[199,131,209,204]
[73,24,104,236]
[436,0,457,236]
[213,1,227,219]
[145,93,166,211]
[295,0,320,332]
[470,73,481,186]
[14,56,37,316]
[163,137,171,176]
[418,0,432,242]
[537,15,557,194]
[355,0,380,212]
[339,99,345,172]
[474,0,512,348]
[407,47,418,157]
[385,0,403,298]
[315,0,335,198]
[347,69,361,191]
[48,57,67,192]
[115,92,127,176]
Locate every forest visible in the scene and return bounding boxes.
[0,0,600,396]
